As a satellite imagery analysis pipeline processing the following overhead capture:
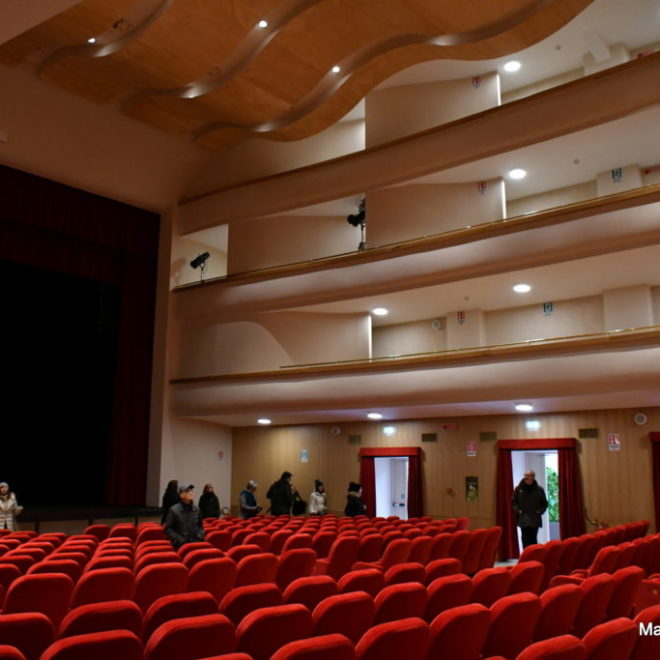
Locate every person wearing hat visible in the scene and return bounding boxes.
[164,484,204,549]
[345,481,366,517]
[308,480,327,516]
[239,480,262,519]
[160,479,179,524]
[0,482,23,531]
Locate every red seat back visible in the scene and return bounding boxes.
[509,560,545,595]
[606,565,644,619]
[572,572,616,637]
[276,548,317,590]
[632,603,660,660]
[40,630,142,660]
[470,567,512,607]
[0,612,54,660]
[355,616,430,660]
[133,562,189,613]
[270,633,355,660]
[462,529,490,575]
[337,568,385,598]
[383,562,425,587]
[374,582,427,624]
[283,575,338,611]
[533,584,583,642]
[220,583,283,627]
[187,556,237,603]
[142,590,217,641]
[71,567,134,607]
[58,600,143,639]
[312,590,374,643]
[427,602,491,660]
[483,592,542,659]
[235,552,279,587]
[5,573,73,627]
[582,617,638,660]
[425,573,473,622]
[517,634,586,660]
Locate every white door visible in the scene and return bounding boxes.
[374,457,409,519]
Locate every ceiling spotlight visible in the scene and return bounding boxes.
[367,412,383,420]
[515,404,534,412]
[190,252,210,282]
[372,307,389,316]
[257,19,268,28]
[257,418,272,425]
[331,65,341,74]
[87,37,96,44]
[508,168,527,180]
[513,283,531,293]
[503,60,521,72]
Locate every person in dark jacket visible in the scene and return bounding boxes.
[345,481,366,517]
[160,479,179,524]
[511,470,548,548]
[164,484,205,549]
[239,480,261,519]
[198,483,221,519]
[267,471,294,515]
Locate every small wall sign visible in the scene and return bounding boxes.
[607,433,621,451]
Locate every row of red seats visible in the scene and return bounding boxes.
[3,586,658,660]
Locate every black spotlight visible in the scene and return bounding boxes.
[190,252,210,282]
[346,199,366,250]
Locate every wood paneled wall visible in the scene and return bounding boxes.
[231,407,659,532]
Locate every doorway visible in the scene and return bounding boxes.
[512,450,559,547]
[374,456,409,519]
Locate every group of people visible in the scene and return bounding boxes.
[159,469,547,551]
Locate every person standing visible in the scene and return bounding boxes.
[0,482,22,531]
[239,480,261,519]
[198,483,221,519]
[160,479,179,524]
[267,471,294,515]
[345,481,366,517]
[308,480,327,515]
[511,470,548,548]
[164,484,204,549]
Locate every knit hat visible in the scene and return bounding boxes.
[178,484,194,495]
[348,482,361,492]
[315,480,323,489]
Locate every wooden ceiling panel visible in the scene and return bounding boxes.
[0,0,595,148]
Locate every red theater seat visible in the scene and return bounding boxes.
[462,529,490,575]
[71,567,134,607]
[470,567,512,607]
[582,617,637,660]
[509,560,545,595]
[142,590,218,641]
[0,645,26,660]
[631,603,660,660]
[425,558,461,584]
[0,612,54,660]
[235,604,313,660]
[383,562,425,587]
[516,634,586,660]
[57,600,143,639]
[374,582,427,624]
[133,562,189,613]
[427,602,491,660]
[276,548,317,590]
[337,568,384,598]
[483,592,542,660]
[315,536,360,580]
[181,548,224,569]
[144,614,235,660]
[425,573,474,622]
[354,616,430,660]
[270,633,355,660]
[39,630,143,660]
[187,557,237,603]
[283,575,338,611]
[220,583,283,627]
[571,573,616,638]
[4,573,74,627]
[533,584,583,642]
[605,565,644,619]
[312,590,374,643]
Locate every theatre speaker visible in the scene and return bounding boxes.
[633,412,648,426]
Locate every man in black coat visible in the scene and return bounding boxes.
[164,484,205,549]
[267,471,294,515]
[511,470,548,548]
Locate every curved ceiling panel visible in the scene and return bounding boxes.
[0,0,595,149]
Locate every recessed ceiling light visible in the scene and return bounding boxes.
[257,418,272,425]
[257,20,268,28]
[331,65,341,74]
[372,307,388,316]
[367,412,383,420]
[515,404,533,412]
[508,168,527,180]
[526,420,541,431]
[513,283,531,293]
[87,37,96,44]
[503,60,521,72]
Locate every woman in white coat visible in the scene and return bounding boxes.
[0,482,23,531]
[308,480,327,516]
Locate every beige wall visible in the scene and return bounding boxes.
[365,73,499,148]
[367,179,503,248]
[185,120,365,197]
[486,296,604,345]
[597,164,642,197]
[231,407,660,532]
[173,311,371,377]
[603,285,653,331]
[171,235,227,287]
[506,181,597,217]
[227,214,356,274]
[373,318,447,358]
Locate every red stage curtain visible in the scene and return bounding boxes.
[651,433,660,531]
[359,455,376,517]
[359,447,423,518]
[496,448,519,560]
[558,446,586,538]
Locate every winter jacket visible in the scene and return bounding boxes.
[239,489,260,519]
[308,490,327,515]
[0,493,22,531]
[511,479,548,528]
[161,489,180,524]
[164,501,205,549]
[198,492,220,519]
[345,491,365,517]
[267,480,294,515]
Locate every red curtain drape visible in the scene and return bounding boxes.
[558,446,586,538]
[359,455,376,517]
[0,165,158,506]
[359,447,423,518]
[651,433,660,532]
[496,448,519,560]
